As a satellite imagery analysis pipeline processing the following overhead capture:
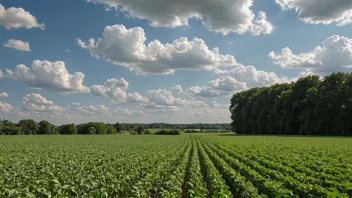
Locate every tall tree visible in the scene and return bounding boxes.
[19,119,39,135]
[39,120,58,134]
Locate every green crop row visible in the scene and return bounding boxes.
[1,135,352,197]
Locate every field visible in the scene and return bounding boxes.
[1,135,352,197]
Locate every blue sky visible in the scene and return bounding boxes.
[1,0,352,124]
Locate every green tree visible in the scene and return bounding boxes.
[134,126,144,135]
[107,124,117,134]
[59,124,77,135]
[115,122,122,133]
[88,126,96,134]
[39,120,58,134]
[19,119,39,135]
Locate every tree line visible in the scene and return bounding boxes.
[0,119,120,135]
[230,72,352,136]
[0,120,231,135]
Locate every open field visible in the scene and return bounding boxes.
[1,135,352,197]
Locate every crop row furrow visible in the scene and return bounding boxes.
[196,138,263,198]
[198,138,293,197]
[241,147,352,192]
[204,140,349,197]
[196,138,233,197]
[126,138,191,197]
[182,137,208,198]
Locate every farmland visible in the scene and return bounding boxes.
[1,135,352,197]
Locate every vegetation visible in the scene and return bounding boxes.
[154,129,181,135]
[230,72,352,135]
[1,135,351,197]
[0,119,229,135]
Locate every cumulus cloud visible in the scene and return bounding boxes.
[187,86,222,98]
[77,24,241,75]
[90,78,129,103]
[0,3,44,30]
[69,102,145,116]
[0,101,13,112]
[143,103,179,113]
[214,65,290,87]
[187,64,292,98]
[85,0,273,35]
[174,98,208,108]
[4,39,31,51]
[0,69,3,78]
[171,85,184,93]
[22,93,64,114]
[127,92,149,104]
[269,35,352,74]
[187,76,248,98]
[211,100,228,108]
[209,76,248,92]
[148,89,175,105]
[147,88,207,109]
[276,0,352,26]
[6,60,89,93]
[0,92,8,97]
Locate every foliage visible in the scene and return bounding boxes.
[19,119,39,135]
[155,129,181,135]
[59,124,77,135]
[230,72,352,135]
[39,120,58,135]
[134,126,145,134]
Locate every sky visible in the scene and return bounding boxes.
[1,0,352,125]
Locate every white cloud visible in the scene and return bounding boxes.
[187,64,292,98]
[127,92,149,104]
[90,78,129,103]
[22,93,64,115]
[148,89,175,105]
[0,3,44,30]
[6,60,90,93]
[147,88,207,109]
[0,92,8,97]
[211,100,228,108]
[4,39,31,51]
[187,86,222,98]
[250,11,274,35]
[78,24,241,75]
[69,102,146,116]
[187,76,247,98]
[65,49,71,53]
[174,98,208,108]
[171,85,184,93]
[269,35,352,74]
[214,65,290,87]
[0,69,3,78]
[85,0,273,35]
[209,76,248,92]
[0,101,13,112]
[143,103,179,113]
[276,0,352,26]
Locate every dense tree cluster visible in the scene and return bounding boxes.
[0,120,212,135]
[155,129,181,135]
[230,73,352,136]
[128,123,231,130]
[0,119,117,135]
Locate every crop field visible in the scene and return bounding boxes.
[1,135,352,197]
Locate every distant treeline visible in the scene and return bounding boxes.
[0,120,119,135]
[230,72,352,136]
[0,119,230,135]
[130,123,231,130]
